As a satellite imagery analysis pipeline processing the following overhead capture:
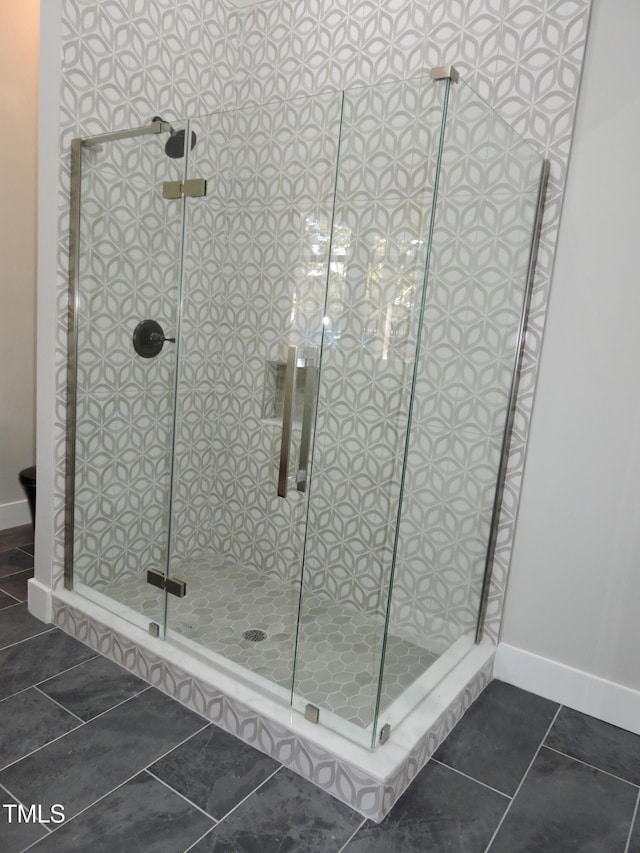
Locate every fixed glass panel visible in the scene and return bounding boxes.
[165,94,343,698]
[292,76,448,747]
[71,126,187,631]
[380,80,543,728]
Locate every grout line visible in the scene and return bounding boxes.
[0,588,24,605]
[184,825,216,852]
[212,764,283,827]
[624,788,640,853]
[45,684,153,727]
[10,720,214,849]
[0,542,33,556]
[0,626,57,654]
[0,686,153,772]
[0,651,100,706]
[0,783,53,839]
[336,817,368,853]
[541,745,640,790]
[34,652,101,689]
[0,563,35,578]
[32,685,86,724]
[0,715,91,773]
[145,768,219,824]
[483,705,562,852]
[430,758,512,799]
[0,684,36,705]
[17,768,153,851]
[16,546,35,558]
[142,720,212,769]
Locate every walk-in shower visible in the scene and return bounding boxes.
[64,66,547,766]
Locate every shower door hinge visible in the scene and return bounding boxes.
[304,704,320,724]
[146,569,187,597]
[162,178,207,199]
[379,723,391,745]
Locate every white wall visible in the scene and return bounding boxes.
[0,1,39,529]
[500,0,640,717]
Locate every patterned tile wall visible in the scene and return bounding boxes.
[175,93,343,582]
[52,0,592,662]
[387,81,543,656]
[299,76,445,625]
[73,131,185,602]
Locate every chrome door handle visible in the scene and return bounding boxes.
[296,346,318,492]
[278,345,298,498]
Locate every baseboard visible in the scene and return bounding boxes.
[0,499,31,531]
[495,642,640,736]
[28,578,53,624]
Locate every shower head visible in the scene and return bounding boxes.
[151,116,197,159]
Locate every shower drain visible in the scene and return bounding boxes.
[243,629,268,643]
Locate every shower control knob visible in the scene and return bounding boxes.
[132,319,176,358]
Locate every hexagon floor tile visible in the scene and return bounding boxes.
[102,556,437,729]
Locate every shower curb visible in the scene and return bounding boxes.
[50,591,494,822]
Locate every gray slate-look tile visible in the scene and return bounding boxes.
[17,543,34,556]
[0,525,32,552]
[0,603,52,650]
[489,746,638,853]
[433,680,559,795]
[0,687,206,821]
[0,548,34,578]
[0,628,95,700]
[191,766,362,852]
[0,688,80,769]
[39,655,148,720]
[0,569,33,603]
[27,771,214,853]
[0,590,19,611]
[545,706,640,785]
[344,760,508,853]
[628,799,640,853]
[150,723,280,819]
[0,786,49,853]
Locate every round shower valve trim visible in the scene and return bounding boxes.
[132,319,175,358]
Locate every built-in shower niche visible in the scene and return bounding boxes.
[261,359,309,423]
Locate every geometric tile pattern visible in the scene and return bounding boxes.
[52,595,493,821]
[68,69,523,739]
[48,0,592,757]
[388,83,542,654]
[300,77,444,629]
[73,132,185,593]
[175,92,343,579]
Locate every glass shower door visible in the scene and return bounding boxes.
[292,75,451,747]
[68,122,188,632]
[164,94,343,698]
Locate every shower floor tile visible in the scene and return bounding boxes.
[101,558,438,730]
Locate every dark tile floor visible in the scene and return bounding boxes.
[1,525,639,852]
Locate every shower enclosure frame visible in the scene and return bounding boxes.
[61,66,550,792]
[64,119,175,588]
